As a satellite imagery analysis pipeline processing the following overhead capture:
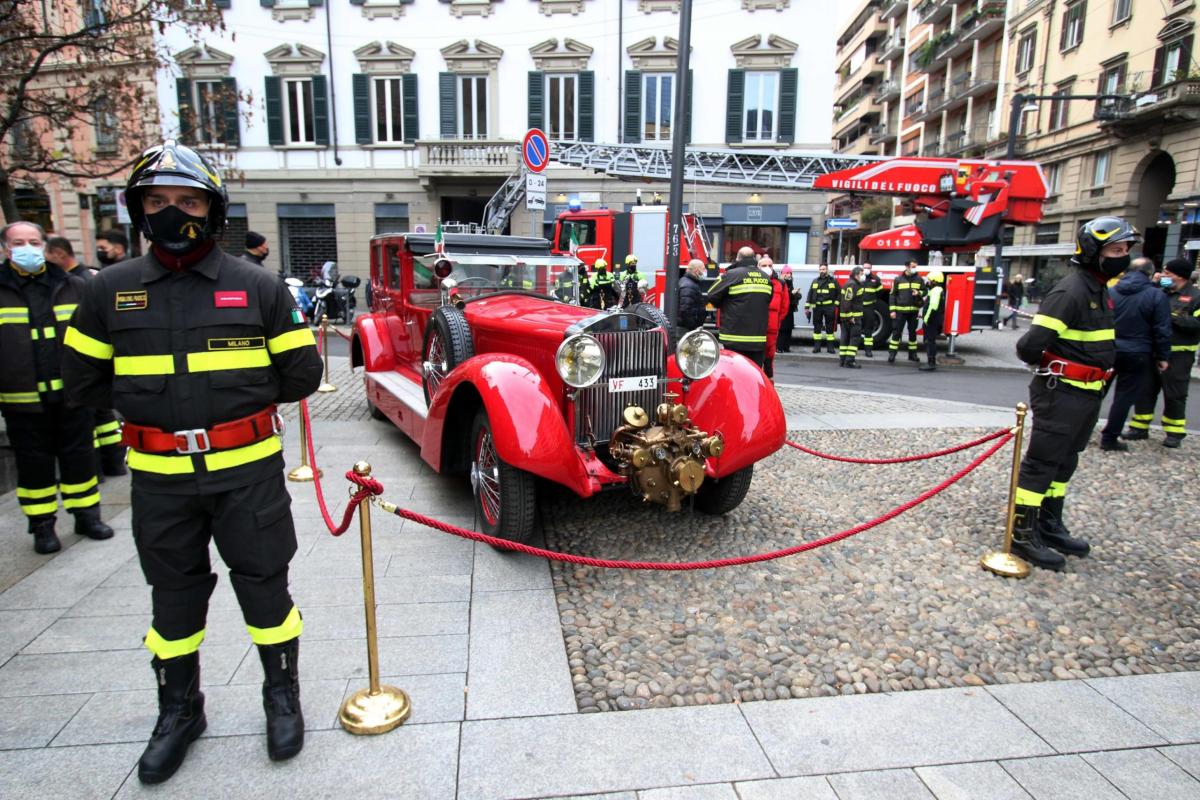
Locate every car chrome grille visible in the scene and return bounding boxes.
[574,330,666,444]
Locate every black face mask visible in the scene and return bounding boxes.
[1100,254,1130,279]
[96,250,117,266]
[144,206,209,254]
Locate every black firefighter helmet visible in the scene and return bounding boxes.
[125,139,229,240]
[1072,216,1140,267]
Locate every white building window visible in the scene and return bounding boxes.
[1060,1,1086,52]
[743,71,779,142]
[93,98,119,152]
[546,74,577,141]
[193,81,229,145]
[1046,161,1063,195]
[1111,0,1131,25]
[1092,150,1110,187]
[284,78,315,145]
[1016,30,1036,75]
[642,73,674,142]
[459,75,488,139]
[373,76,405,143]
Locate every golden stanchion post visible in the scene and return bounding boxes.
[317,315,337,393]
[981,402,1032,578]
[286,403,322,483]
[339,461,411,734]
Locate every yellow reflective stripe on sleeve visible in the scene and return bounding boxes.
[719,333,768,343]
[64,326,114,360]
[1059,328,1115,342]
[95,420,121,435]
[1031,314,1067,333]
[727,284,774,295]
[203,435,282,471]
[20,500,59,516]
[144,627,206,659]
[0,307,30,323]
[246,606,303,646]
[113,354,175,376]
[17,485,58,499]
[60,476,99,494]
[267,328,316,354]
[1060,377,1105,392]
[96,431,122,446]
[53,304,76,321]
[1014,487,1044,507]
[1171,344,1199,352]
[186,348,271,373]
[63,492,100,510]
[0,391,40,403]
[1045,481,1069,498]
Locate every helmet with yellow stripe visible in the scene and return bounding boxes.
[125,139,229,242]
[1072,216,1140,267]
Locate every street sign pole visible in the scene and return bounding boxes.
[523,129,550,241]
[663,0,694,330]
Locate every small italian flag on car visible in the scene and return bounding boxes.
[434,220,444,254]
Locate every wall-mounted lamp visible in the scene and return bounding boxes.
[750,192,761,202]
[557,193,567,202]
[299,192,309,201]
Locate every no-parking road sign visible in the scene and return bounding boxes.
[523,128,550,173]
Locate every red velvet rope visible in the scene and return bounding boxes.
[301,399,379,537]
[385,433,1013,570]
[785,427,1009,464]
[330,326,353,341]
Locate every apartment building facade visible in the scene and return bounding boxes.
[144,0,838,279]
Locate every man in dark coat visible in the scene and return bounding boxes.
[677,259,708,331]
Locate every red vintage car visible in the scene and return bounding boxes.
[350,231,787,543]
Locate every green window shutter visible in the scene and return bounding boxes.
[725,69,744,144]
[312,75,330,146]
[176,78,193,143]
[528,71,545,131]
[220,77,240,147]
[439,72,457,137]
[778,68,798,144]
[402,73,419,143]
[264,76,283,146]
[259,0,272,6]
[685,68,693,144]
[623,70,642,144]
[578,70,594,142]
[353,73,372,144]
[214,0,231,7]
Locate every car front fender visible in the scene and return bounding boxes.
[353,313,395,372]
[670,351,787,477]
[423,354,596,496]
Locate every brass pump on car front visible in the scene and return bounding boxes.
[609,392,724,512]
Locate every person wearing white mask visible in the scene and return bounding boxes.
[0,221,114,554]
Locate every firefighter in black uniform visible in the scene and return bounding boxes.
[619,254,646,308]
[1125,257,1200,447]
[888,260,924,363]
[858,261,882,356]
[805,263,839,354]
[706,247,774,367]
[589,258,618,309]
[919,271,944,372]
[1,221,115,554]
[838,266,866,368]
[62,141,323,783]
[1011,217,1137,571]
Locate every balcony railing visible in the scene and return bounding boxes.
[905,98,926,118]
[874,80,900,102]
[917,0,952,25]
[959,1,1007,44]
[880,33,906,62]
[922,140,942,157]
[869,124,890,143]
[418,139,520,172]
[881,0,906,20]
[1096,78,1200,127]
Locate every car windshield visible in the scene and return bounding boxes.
[418,254,585,303]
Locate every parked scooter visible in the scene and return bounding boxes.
[284,276,314,320]
[309,272,361,326]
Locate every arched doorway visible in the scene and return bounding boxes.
[1133,151,1176,266]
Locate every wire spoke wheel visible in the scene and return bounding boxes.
[468,409,536,544]
[473,427,502,527]
[425,329,448,398]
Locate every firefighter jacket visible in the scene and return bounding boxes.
[61,246,323,493]
[1017,267,1115,392]
[922,284,944,324]
[805,274,839,309]
[861,273,882,306]
[0,262,86,413]
[890,273,924,312]
[619,267,645,306]
[1166,283,1200,353]
[839,278,865,319]
[706,259,773,351]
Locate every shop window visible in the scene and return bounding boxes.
[722,225,784,262]
[279,209,337,279]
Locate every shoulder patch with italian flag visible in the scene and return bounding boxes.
[291,308,304,325]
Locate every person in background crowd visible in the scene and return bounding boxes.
[888,260,924,363]
[1125,257,1200,448]
[243,231,270,266]
[759,255,788,381]
[858,261,881,357]
[1011,216,1138,571]
[45,237,98,277]
[678,259,708,331]
[95,229,128,267]
[806,262,839,354]
[0,221,114,554]
[777,265,799,352]
[706,246,773,368]
[553,268,574,302]
[838,266,865,369]
[1098,257,1170,451]
[589,258,618,309]
[919,270,945,372]
[62,141,323,783]
[1003,273,1026,329]
[576,262,594,307]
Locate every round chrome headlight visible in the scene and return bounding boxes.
[555,334,606,388]
[676,328,720,381]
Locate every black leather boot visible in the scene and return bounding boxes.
[844,357,861,369]
[888,351,896,363]
[100,445,128,476]
[29,515,60,555]
[138,652,207,784]
[908,351,920,362]
[73,505,114,540]
[1038,497,1090,557]
[258,639,304,761]
[1010,505,1066,572]
[812,343,821,354]
[919,360,937,371]
[1120,428,1148,440]
[826,343,837,354]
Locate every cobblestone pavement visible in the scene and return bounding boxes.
[278,355,369,423]
[546,423,1200,713]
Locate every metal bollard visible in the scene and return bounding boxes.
[285,402,322,483]
[339,461,411,734]
[317,315,337,394]
[980,402,1031,578]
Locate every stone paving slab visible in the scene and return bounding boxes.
[740,688,1053,776]
[987,680,1167,752]
[22,609,247,654]
[472,539,553,592]
[0,694,90,750]
[341,671,466,725]
[825,768,936,800]
[913,762,1033,800]
[457,705,775,800]
[288,575,471,607]
[1160,744,1200,779]
[0,535,135,612]
[732,776,840,800]
[0,742,142,800]
[466,589,576,721]
[228,634,467,684]
[296,601,470,640]
[1086,673,1200,743]
[1081,748,1200,800]
[999,754,1127,800]
[0,608,62,662]
[637,784,739,799]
